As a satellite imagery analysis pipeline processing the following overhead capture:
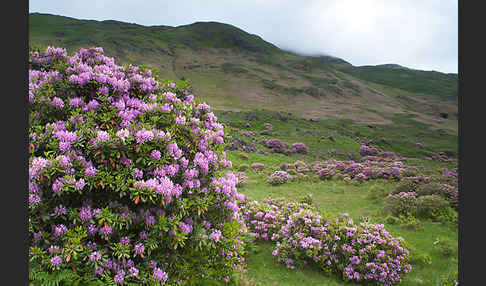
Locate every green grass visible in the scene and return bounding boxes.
[217,109,458,161]
[241,242,355,286]
[29,12,458,126]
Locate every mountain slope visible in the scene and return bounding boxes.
[336,64,458,101]
[29,13,458,134]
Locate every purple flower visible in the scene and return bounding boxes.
[116,129,129,140]
[153,267,168,283]
[209,230,222,242]
[29,194,41,206]
[139,231,148,240]
[79,206,92,222]
[133,168,143,179]
[97,130,110,142]
[48,245,60,254]
[50,256,63,267]
[69,97,83,107]
[87,224,98,237]
[350,256,361,265]
[135,129,154,144]
[120,237,130,245]
[151,150,161,161]
[51,97,64,108]
[53,205,67,216]
[94,266,103,276]
[52,224,67,238]
[114,270,125,284]
[129,267,139,277]
[134,243,145,255]
[179,222,193,234]
[85,166,97,177]
[75,178,86,190]
[89,251,101,262]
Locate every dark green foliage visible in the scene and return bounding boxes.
[221,62,249,74]
[338,64,458,100]
[433,237,457,257]
[417,195,456,222]
[29,265,103,286]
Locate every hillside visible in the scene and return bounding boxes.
[29,13,458,135]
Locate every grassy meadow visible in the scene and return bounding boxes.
[214,110,458,286]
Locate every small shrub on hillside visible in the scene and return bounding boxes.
[417,195,456,222]
[433,237,457,257]
[441,270,458,286]
[380,151,397,159]
[402,166,421,177]
[317,168,335,180]
[292,160,307,169]
[291,142,308,154]
[250,163,265,171]
[397,214,424,231]
[415,184,442,197]
[238,153,249,160]
[235,172,249,188]
[385,215,400,225]
[263,123,273,130]
[262,139,288,154]
[239,131,254,137]
[384,192,420,217]
[267,171,291,185]
[359,144,380,156]
[279,162,291,170]
[287,169,297,175]
[238,164,249,171]
[274,211,411,285]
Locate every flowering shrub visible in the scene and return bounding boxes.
[314,159,403,182]
[433,237,457,257]
[359,144,380,156]
[28,46,246,285]
[262,139,288,153]
[240,197,412,285]
[240,197,315,241]
[417,195,456,222]
[235,172,249,188]
[291,142,308,154]
[251,163,266,171]
[267,171,291,185]
[317,168,335,180]
[279,162,291,170]
[274,213,412,285]
[239,130,255,137]
[384,192,420,217]
[238,164,249,171]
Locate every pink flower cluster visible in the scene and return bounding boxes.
[262,138,288,153]
[291,142,308,154]
[267,171,291,185]
[240,197,412,286]
[359,144,380,156]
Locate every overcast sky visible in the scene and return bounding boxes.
[29,0,458,73]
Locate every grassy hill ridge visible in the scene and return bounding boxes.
[29,13,458,135]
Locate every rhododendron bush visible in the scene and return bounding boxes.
[28,46,247,285]
[240,197,412,286]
